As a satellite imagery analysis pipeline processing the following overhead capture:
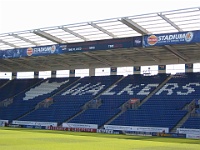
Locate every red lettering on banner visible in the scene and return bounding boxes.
[46,126,97,133]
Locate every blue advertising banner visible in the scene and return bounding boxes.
[0,44,65,59]
[0,36,142,59]
[70,70,75,74]
[0,48,23,59]
[34,71,39,76]
[51,71,57,75]
[134,66,141,72]
[23,44,64,57]
[21,125,46,129]
[185,63,193,69]
[111,67,117,73]
[62,36,142,53]
[158,65,166,71]
[143,30,200,47]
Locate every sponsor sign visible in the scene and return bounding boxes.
[27,47,33,56]
[47,126,97,133]
[97,129,120,134]
[34,71,39,76]
[21,125,46,129]
[158,65,166,71]
[134,66,141,72]
[62,123,98,129]
[0,44,64,59]
[8,124,21,128]
[143,30,200,47]
[111,67,117,73]
[62,36,142,53]
[62,82,200,96]
[0,36,142,59]
[185,63,193,69]
[0,120,9,127]
[51,71,56,75]
[12,120,57,127]
[69,70,75,74]
[152,132,186,138]
[104,125,169,133]
[186,134,200,139]
[5,36,143,58]
[25,45,60,57]
[123,131,152,136]
[177,128,200,135]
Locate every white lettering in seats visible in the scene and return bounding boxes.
[117,84,140,95]
[137,84,158,95]
[102,85,117,95]
[156,83,178,95]
[177,83,200,95]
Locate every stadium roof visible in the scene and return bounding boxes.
[0,7,200,72]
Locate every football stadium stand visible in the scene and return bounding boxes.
[0,7,200,135]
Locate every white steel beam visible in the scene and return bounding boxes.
[158,13,183,32]
[34,30,65,44]
[120,18,150,35]
[11,34,40,46]
[89,22,117,38]
[0,39,18,48]
[61,27,89,41]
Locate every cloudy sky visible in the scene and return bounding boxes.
[0,0,199,34]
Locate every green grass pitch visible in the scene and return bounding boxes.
[0,127,199,150]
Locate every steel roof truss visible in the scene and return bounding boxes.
[33,30,65,44]
[89,22,117,38]
[11,34,40,46]
[4,59,33,69]
[120,18,150,35]
[83,52,112,66]
[61,27,89,41]
[196,43,200,48]
[158,13,183,32]
[135,48,160,62]
[164,45,189,62]
[106,50,135,63]
[0,39,18,48]
[0,62,13,71]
